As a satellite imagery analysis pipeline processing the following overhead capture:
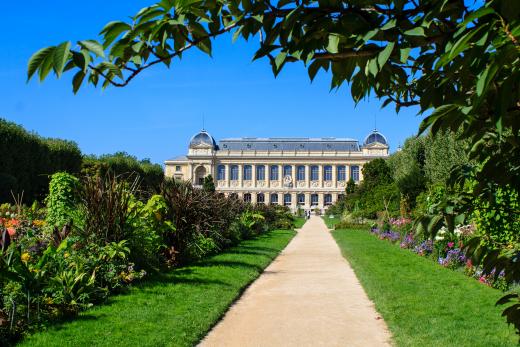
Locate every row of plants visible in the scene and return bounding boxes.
[368,218,509,291]
[0,171,296,345]
[0,118,164,203]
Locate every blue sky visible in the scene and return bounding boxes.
[1,1,423,165]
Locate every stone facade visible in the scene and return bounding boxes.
[164,130,389,212]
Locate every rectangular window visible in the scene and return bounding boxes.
[175,165,181,172]
[297,194,305,205]
[270,193,279,205]
[270,166,279,180]
[311,166,319,181]
[284,193,292,206]
[217,165,225,180]
[257,165,265,180]
[324,194,332,206]
[257,193,265,204]
[231,165,239,181]
[283,165,292,177]
[244,165,252,180]
[337,166,346,181]
[324,166,332,181]
[351,166,360,182]
[311,194,319,206]
[297,166,305,181]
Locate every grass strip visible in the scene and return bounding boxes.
[21,229,295,347]
[332,228,517,347]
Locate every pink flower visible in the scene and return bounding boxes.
[7,227,16,236]
[447,242,454,248]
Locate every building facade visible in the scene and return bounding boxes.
[164,130,389,212]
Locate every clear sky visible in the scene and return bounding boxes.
[1,1,423,165]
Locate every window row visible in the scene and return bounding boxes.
[217,165,360,181]
[237,193,336,206]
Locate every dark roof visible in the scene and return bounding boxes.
[189,130,217,149]
[166,155,188,161]
[363,130,388,146]
[218,137,360,151]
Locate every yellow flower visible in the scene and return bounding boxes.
[21,252,31,263]
[64,252,70,258]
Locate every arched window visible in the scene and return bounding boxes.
[350,165,360,182]
[217,165,226,180]
[297,165,305,181]
[337,166,346,181]
[257,193,265,204]
[270,166,279,180]
[324,194,332,206]
[324,166,332,181]
[297,193,305,205]
[284,193,292,206]
[230,165,239,181]
[270,193,279,205]
[311,165,319,181]
[244,165,252,180]
[256,165,265,180]
[311,194,319,206]
[244,193,252,203]
[283,165,292,177]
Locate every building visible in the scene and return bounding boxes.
[164,130,389,212]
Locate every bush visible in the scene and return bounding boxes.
[45,172,79,229]
[0,118,82,203]
[82,152,163,197]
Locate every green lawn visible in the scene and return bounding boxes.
[21,229,295,347]
[332,228,517,347]
[322,216,340,229]
[293,216,307,229]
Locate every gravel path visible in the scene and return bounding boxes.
[199,216,392,347]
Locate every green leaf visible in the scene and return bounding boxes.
[27,46,55,82]
[476,63,499,96]
[404,27,425,36]
[72,70,86,94]
[79,40,105,58]
[52,41,71,77]
[100,21,132,48]
[38,49,56,82]
[377,42,394,68]
[327,34,340,54]
[399,47,411,63]
[275,52,287,69]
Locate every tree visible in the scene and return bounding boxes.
[345,179,356,195]
[25,0,520,334]
[203,175,216,193]
[361,158,393,190]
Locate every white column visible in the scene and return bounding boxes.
[332,164,337,187]
[305,192,311,209]
[318,193,324,210]
[252,164,257,187]
[305,165,310,188]
[359,164,364,181]
[291,164,296,187]
[346,165,350,182]
[266,164,271,187]
[318,165,323,188]
[278,165,283,187]
[252,192,257,204]
[238,164,243,187]
[225,164,230,187]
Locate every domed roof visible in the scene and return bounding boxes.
[364,130,388,146]
[189,130,217,149]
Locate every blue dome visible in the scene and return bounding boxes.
[189,130,217,149]
[364,130,388,146]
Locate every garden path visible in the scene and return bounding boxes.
[199,216,392,347]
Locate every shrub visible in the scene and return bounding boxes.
[45,172,79,229]
[0,118,82,203]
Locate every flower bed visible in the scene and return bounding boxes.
[369,222,507,290]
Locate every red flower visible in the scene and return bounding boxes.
[447,242,455,248]
[7,228,16,236]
